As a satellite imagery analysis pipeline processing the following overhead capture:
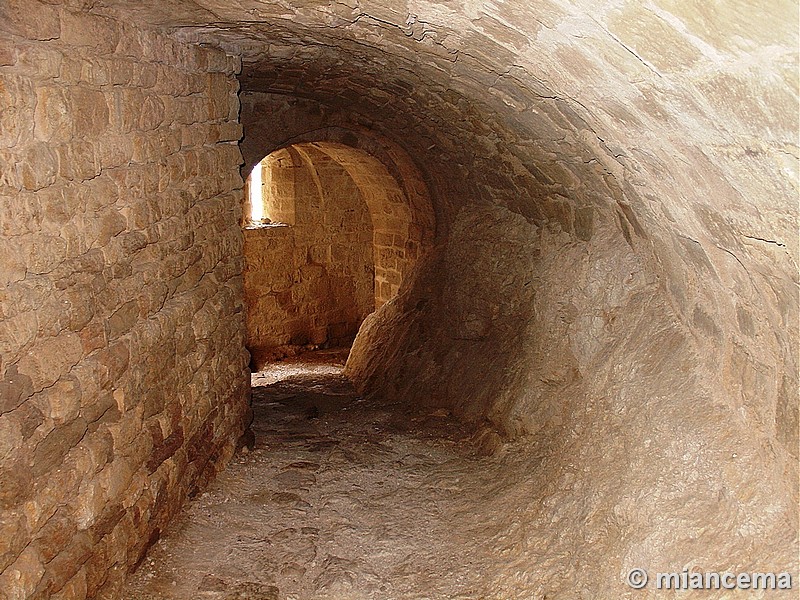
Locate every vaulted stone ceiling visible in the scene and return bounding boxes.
[88,0,798,470]
[87,2,798,399]
[89,0,796,244]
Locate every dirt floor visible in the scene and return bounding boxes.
[121,349,544,600]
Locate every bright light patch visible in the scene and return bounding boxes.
[249,161,264,222]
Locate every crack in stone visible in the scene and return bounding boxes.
[742,235,787,248]
[588,16,663,79]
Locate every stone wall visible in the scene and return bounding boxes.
[0,4,249,598]
[239,93,437,305]
[297,142,429,306]
[244,145,374,364]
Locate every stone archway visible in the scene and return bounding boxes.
[242,138,435,364]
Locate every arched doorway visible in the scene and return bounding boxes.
[243,140,434,366]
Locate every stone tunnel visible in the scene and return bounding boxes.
[0,0,797,598]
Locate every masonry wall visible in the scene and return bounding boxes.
[239,93,437,306]
[308,143,427,306]
[244,145,374,365]
[1,0,796,597]
[0,4,249,598]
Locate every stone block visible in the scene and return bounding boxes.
[108,58,137,86]
[0,0,60,40]
[79,321,107,355]
[94,341,131,390]
[60,10,119,53]
[207,72,233,119]
[0,74,34,149]
[138,95,165,131]
[0,239,26,287]
[132,62,159,89]
[107,300,139,339]
[94,209,126,247]
[17,44,62,79]
[0,190,41,239]
[0,546,45,598]
[34,86,71,143]
[16,332,82,393]
[16,143,58,191]
[14,403,44,442]
[51,568,87,600]
[58,54,83,84]
[32,417,88,478]
[38,375,83,423]
[38,186,76,228]
[33,509,78,563]
[0,509,27,572]
[34,531,92,596]
[60,287,95,331]
[0,365,34,415]
[108,88,144,134]
[0,40,15,67]
[0,456,33,509]
[21,233,68,275]
[70,87,110,138]
[0,412,23,461]
[146,425,184,473]
[56,140,100,182]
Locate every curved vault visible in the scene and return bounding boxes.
[295,141,435,306]
[242,138,435,363]
[55,0,800,595]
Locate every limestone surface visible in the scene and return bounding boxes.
[1,5,250,597]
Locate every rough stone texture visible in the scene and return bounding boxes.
[239,94,436,304]
[243,136,435,365]
[2,0,798,598]
[120,352,601,600]
[0,5,249,599]
[243,145,375,363]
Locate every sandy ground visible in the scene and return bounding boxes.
[121,349,542,600]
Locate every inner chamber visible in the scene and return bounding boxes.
[243,141,434,366]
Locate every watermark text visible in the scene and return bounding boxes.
[626,568,793,590]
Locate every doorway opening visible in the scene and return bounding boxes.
[242,140,433,368]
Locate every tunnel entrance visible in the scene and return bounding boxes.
[242,140,434,368]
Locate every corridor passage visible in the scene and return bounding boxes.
[121,351,543,600]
